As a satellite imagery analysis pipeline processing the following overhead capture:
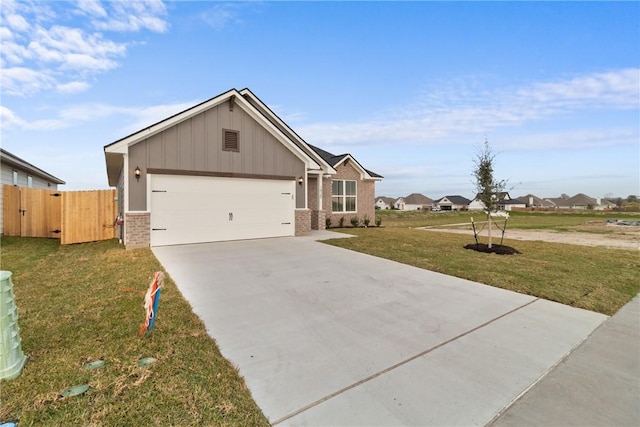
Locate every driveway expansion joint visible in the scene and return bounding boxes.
[271,297,542,426]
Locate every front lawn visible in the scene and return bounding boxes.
[324,227,639,316]
[0,237,268,426]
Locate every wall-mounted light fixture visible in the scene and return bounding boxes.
[297,176,304,185]
[135,166,141,182]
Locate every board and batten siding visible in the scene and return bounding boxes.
[128,99,306,211]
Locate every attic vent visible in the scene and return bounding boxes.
[223,129,239,152]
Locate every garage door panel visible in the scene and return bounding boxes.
[149,175,295,246]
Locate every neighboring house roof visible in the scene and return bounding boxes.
[545,197,569,207]
[518,194,555,207]
[307,143,382,179]
[566,193,597,207]
[376,196,396,205]
[436,195,471,205]
[403,193,433,205]
[0,148,65,185]
[473,191,510,201]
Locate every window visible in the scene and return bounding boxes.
[12,170,18,186]
[27,175,33,188]
[332,180,357,212]
[222,129,239,152]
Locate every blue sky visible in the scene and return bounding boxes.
[1,0,638,200]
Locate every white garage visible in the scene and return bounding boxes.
[149,174,295,246]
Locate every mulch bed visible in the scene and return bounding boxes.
[464,243,522,255]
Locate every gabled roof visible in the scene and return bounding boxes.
[567,193,597,207]
[104,88,323,186]
[307,143,382,180]
[473,191,510,201]
[0,148,65,185]
[436,195,471,205]
[518,194,556,207]
[545,197,569,207]
[403,193,433,205]
[376,196,396,205]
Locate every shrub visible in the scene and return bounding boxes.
[363,215,370,227]
[325,217,332,229]
[350,216,360,227]
[375,216,382,227]
[338,216,345,228]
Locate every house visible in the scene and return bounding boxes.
[468,192,512,211]
[518,194,556,209]
[103,88,382,248]
[375,196,395,210]
[0,149,65,235]
[499,198,527,211]
[434,195,471,211]
[469,192,526,212]
[394,193,433,211]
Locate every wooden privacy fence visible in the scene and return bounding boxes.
[3,185,117,244]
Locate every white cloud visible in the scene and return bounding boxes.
[498,128,640,151]
[0,100,198,135]
[76,0,107,18]
[518,68,640,110]
[0,0,168,97]
[1,66,55,96]
[56,80,91,94]
[200,3,241,30]
[6,13,29,31]
[297,69,640,149]
[92,0,169,33]
[0,105,27,128]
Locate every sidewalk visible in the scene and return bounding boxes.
[491,295,640,426]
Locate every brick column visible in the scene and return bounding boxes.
[311,210,326,230]
[295,209,312,235]
[125,212,150,249]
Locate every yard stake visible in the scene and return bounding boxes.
[139,272,164,337]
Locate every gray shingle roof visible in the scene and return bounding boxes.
[403,193,433,205]
[307,143,382,178]
[436,195,471,205]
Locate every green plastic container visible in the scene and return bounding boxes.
[0,271,26,380]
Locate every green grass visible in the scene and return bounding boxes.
[325,225,639,316]
[0,237,268,426]
[375,209,640,232]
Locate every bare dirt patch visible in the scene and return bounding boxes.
[419,223,640,250]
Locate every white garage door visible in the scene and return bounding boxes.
[149,174,295,246]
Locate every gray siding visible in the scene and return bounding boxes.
[128,100,305,211]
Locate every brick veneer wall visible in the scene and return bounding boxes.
[325,162,376,227]
[125,212,150,249]
[311,210,326,230]
[295,209,311,235]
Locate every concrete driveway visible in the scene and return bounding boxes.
[152,233,606,426]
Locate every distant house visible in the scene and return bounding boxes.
[0,148,65,235]
[403,193,433,210]
[469,192,511,211]
[393,193,433,210]
[519,194,556,209]
[434,195,471,211]
[469,192,526,211]
[545,196,570,209]
[375,196,396,210]
[545,193,615,210]
[499,198,527,211]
